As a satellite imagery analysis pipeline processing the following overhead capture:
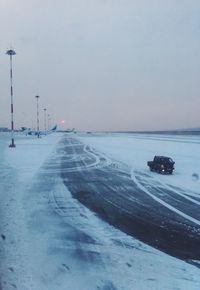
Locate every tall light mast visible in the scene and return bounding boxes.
[48,114,51,128]
[6,49,16,148]
[35,95,40,138]
[43,108,47,131]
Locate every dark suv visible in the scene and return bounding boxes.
[147,156,175,174]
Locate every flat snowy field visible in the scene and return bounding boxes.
[0,132,200,290]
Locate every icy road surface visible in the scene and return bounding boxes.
[0,132,200,290]
[61,137,200,263]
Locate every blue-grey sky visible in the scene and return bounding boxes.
[0,0,200,131]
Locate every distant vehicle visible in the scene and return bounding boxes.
[64,128,75,133]
[147,156,175,174]
[21,125,57,136]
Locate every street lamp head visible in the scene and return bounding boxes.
[6,49,16,56]
[35,95,39,99]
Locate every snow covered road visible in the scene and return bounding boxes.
[0,132,200,290]
[61,136,200,264]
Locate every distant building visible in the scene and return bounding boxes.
[0,127,10,132]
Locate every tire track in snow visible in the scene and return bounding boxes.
[61,136,200,263]
[131,169,200,226]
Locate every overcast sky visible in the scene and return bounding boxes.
[0,0,200,131]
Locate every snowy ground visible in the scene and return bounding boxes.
[0,132,200,290]
[79,132,200,194]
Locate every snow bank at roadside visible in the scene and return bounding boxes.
[0,133,64,290]
[4,133,64,181]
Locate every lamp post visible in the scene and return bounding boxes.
[35,95,40,138]
[43,108,47,131]
[6,49,16,148]
[48,114,51,128]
